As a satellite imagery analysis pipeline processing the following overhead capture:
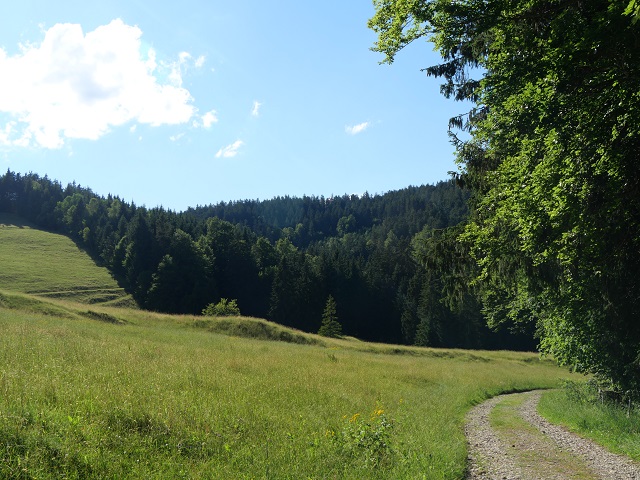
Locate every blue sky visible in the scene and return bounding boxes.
[0,1,463,211]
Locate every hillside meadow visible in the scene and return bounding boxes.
[0,213,577,478]
[0,213,134,307]
[0,295,574,479]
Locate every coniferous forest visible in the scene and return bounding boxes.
[0,169,534,350]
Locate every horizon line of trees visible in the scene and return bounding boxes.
[0,168,534,350]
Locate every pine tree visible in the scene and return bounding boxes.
[318,295,342,338]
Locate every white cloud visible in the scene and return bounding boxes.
[0,19,196,149]
[201,110,218,128]
[195,55,206,68]
[215,140,243,158]
[345,122,370,135]
[169,132,185,142]
[192,109,218,129]
[251,101,262,117]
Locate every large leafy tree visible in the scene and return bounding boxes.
[370,0,640,392]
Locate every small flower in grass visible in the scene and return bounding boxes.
[332,403,395,468]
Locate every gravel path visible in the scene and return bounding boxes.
[465,390,640,479]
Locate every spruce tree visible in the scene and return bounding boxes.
[318,295,342,338]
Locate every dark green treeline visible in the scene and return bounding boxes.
[0,169,533,350]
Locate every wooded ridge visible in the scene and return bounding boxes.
[0,169,533,350]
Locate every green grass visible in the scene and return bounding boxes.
[539,383,640,462]
[0,213,578,478]
[0,213,133,306]
[0,304,574,479]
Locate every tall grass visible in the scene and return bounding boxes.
[538,382,640,462]
[0,304,574,479]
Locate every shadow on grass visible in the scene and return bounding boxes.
[0,212,33,228]
[193,317,323,346]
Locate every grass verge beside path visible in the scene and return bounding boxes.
[0,303,575,479]
[539,385,640,462]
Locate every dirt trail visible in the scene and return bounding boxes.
[465,390,640,479]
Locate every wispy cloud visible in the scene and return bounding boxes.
[251,101,262,117]
[0,19,196,149]
[194,55,206,68]
[215,140,243,158]
[345,122,370,135]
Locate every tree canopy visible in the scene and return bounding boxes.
[370,0,640,392]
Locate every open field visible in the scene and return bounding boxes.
[0,213,578,478]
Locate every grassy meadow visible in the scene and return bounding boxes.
[0,214,578,478]
[0,213,133,307]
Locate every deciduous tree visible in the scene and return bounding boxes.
[371,0,640,391]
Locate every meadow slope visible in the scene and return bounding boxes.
[0,212,133,306]
[0,214,577,478]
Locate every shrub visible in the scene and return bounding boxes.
[202,298,240,317]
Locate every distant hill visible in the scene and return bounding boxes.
[185,182,470,246]
[0,170,535,350]
[0,212,133,307]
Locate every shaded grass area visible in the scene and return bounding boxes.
[0,213,133,306]
[193,317,322,345]
[0,303,575,479]
[539,383,640,461]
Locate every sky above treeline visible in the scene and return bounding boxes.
[0,0,465,211]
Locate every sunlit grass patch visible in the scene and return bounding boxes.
[0,214,129,306]
[0,301,578,478]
